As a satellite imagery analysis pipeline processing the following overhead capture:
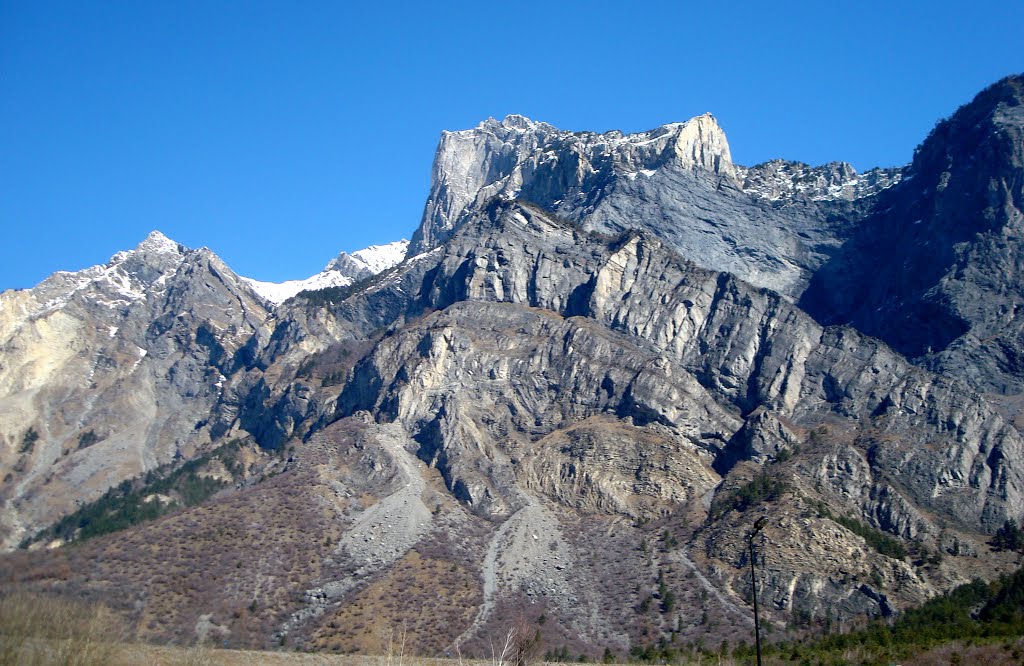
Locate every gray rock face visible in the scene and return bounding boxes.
[341,300,732,519]
[578,164,848,297]
[397,204,1024,531]
[0,232,269,547]
[410,113,735,253]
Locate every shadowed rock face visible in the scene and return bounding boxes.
[801,75,1024,393]
[4,76,1024,652]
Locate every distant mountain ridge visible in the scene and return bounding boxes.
[242,239,409,305]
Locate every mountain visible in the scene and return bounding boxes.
[411,112,902,298]
[3,75,1024,657]
[0,232,270,549]
[0,234,418,549]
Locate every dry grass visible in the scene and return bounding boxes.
[103,639,1024,666]
[5,600,1020,666]
[118,650,510,666]
[0,592,121,666]
[0,592,464,666]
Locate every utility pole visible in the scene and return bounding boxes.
[748,515,767,666]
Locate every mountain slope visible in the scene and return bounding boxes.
[204,197,1022,646]
[333,202,1024,534]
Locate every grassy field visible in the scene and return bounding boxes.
[42,638,1024,666]
[5,588,1024,665]
[7,631,1024,666]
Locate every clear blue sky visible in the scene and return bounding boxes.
[2,1,1022,289]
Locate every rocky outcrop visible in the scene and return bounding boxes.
[253,199,1024,546]
[338,300,733,518]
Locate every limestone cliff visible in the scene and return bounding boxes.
[410,113,734,253]
[411,112,898,299]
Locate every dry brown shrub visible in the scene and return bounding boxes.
[507,617,542,666]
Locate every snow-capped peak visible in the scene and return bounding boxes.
[243,239,410,306]
[8,230,189,320]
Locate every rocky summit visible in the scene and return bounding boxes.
[2,75,1023,656]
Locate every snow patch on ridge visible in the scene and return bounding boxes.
[242,272,355,305]
[243,239,410,305]
[351,240,410,273]
[329,239,410,275]
[738,160,905,203]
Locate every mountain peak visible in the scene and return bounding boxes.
[663,112,733,174]
[325,239,410,276]
[911,72,1023,178]
[134,230,183,256]
[500,113,535,130]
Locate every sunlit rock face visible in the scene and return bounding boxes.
[412,113,736,253]
[411,111,904,300]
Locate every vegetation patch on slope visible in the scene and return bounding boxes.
[710,472,789,518]
[775,565,1024,663]
[813,503,908,560]
[21,439,249,548]
[309,549,480,655]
